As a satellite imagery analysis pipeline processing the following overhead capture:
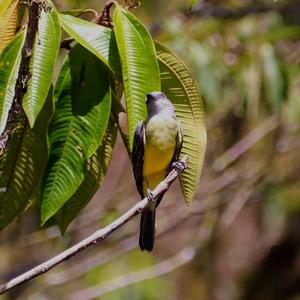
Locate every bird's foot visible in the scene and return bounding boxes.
[171,160,186,172]
[146,189,155,203]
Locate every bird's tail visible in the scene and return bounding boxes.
[139,207,156,251]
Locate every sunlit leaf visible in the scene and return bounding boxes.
[0,0,19,51]
[0,30,25,135]
[113,5,160,151]
[0,0,11,15]
[0,90,53,230]
[41,47,111,224]
[156,42,207,204]
[22,1,61,127]
[56,120,117,233]
[59,13,120,77]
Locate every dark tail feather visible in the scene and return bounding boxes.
[139,207,156,252]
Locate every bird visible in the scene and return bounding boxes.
[132,91,183,251]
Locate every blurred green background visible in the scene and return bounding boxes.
[1,0,300,299]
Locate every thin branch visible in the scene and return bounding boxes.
[45,167,264,287]
[67,176,261,299]
[0,0,40,149]
[0,156,188,295]
[94,0,118,27]
[68,247,195,300]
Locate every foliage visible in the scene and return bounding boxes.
[0,0,206,232]
[0,0,19,51]
[1,1,300,299]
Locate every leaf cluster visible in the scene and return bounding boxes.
[0,0,206,232]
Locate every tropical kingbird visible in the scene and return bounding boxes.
[132,91,183,251]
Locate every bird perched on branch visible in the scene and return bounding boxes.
[132,91,184,251]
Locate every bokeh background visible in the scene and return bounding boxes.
[1,0,300,299]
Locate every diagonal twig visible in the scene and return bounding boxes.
[0,155,188,294]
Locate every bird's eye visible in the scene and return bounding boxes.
[160,92,165,98]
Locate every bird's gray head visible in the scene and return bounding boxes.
[145,91,175,116]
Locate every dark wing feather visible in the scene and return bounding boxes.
[171,122,184,164]
[132,121,145,198]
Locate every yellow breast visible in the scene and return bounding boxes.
[143,144,175,178]
[142,115,178,191]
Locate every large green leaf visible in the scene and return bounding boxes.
[0,0,11,15]
[22,1,60,127]
[0,0,19,51]
[41,47,111,224]
[0,30,25,135]
[59,13,120,77]
[113,5,160,151]
[56,120,117,233]
[156,42,207,204]
[0,90,53,230]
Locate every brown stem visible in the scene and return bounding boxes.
[95,0,118,27]
[0,0,40,149]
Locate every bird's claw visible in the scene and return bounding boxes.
[146,189,155,203]
[171,160,186,172]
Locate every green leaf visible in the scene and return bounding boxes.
[0,30,25,135]
[56,119,117,233]
[59,13,120,77]
[0,0,19,51]
[113,6,160,151]
[22,1,61,127]
[0,0,11,15]
[0,89,53,230]
[41,47,111,224]
[156,42,207,204]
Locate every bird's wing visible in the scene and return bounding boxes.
[172,121,184,162]
[132,121,145,198]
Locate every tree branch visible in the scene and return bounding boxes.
[0,0,40,149]
[0,156,188,295]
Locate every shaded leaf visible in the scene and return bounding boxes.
[113,6,160,151]
[59,13,120,77]
[156,42,207,204]
[0,90,53,230]
[22,2,61,127]
[0,0,19,51]
[0,30,25,135]
[41,47,111,224]
[56,119,117,233]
